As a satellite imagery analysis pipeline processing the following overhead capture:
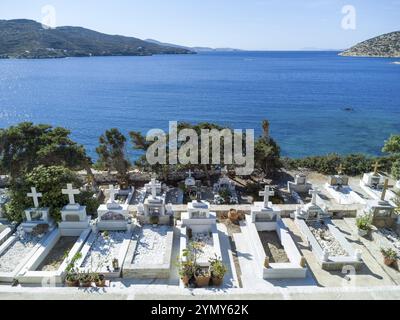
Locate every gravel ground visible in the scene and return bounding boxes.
[37,237,78,271]
[308,221,348,256]
[132,225,171,265]
[258,231,289,263]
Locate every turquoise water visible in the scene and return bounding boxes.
[0,51,399,160]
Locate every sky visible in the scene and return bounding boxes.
[0,0,399,50]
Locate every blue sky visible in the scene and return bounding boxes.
[0,0,399,50]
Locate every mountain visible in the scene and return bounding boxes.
[0,19,194,59]
[145,39,242,52]
[340,31,400,58]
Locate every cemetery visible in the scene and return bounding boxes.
[0,168,399,298]
[242,186,307,279]
[295,189,363,270]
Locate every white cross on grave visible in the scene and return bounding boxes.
[187,169,192,178]
[108,185,118,203]
[27,187,42,208]
[309,188,319,205]
[62,183,80,205]
[259,186,274,208]
[149,178,158,199]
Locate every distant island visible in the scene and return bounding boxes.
[340,31,400,58]
[0,19,194,59]
[145,39,242,53]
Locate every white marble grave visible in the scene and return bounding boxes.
[295,190,363,271]
[59,184,91,236]
[179,196,222,267]
[287,174,312,194]
[96,185,133,231]
[244,186,306,279]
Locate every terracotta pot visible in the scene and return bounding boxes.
[228,209,239,223]
[211,276,223,287]
[195,275,211,287]
[384,257,396,266]
[65,279,79,287]
[181,275,191,287]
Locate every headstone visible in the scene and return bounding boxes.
[22,187,54,233]
[259,185,274,209]
[59,183,89,234]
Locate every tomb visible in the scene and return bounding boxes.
[184,169,196,187]
[96,185,133,231]
[324,165,364,205]
[17,184,92,284]
[123,181,174,279]
[363,199,398,229]
[243,186,306,279]
[360,162,397,204]
[179,191,222,268]
[59,183,91,235]
[75,185,134,278]
[213,167,239,204]
[295,189,363,271]
[287,173,312,194]
[123,224,174,279]
[136,178,173,225]
[21,187,56,233]
[0,188,57,282]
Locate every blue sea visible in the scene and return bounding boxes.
[0,51,399,160]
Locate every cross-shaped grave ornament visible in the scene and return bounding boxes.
[62,183,80,205]
[27,187,42,208]
[259,185,274,208]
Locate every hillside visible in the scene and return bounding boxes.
[0,19,193,59]
[340,31,400,58]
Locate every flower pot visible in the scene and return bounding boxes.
[65,279,79,287]
[357,228,369,237]
[211,276,223,287]
[228,209,239,223]
[95,275,106,287]
[181,275,191,287]
[195,275,211,287]
[384,257,396,266]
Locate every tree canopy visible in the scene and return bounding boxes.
[0,122,92,180]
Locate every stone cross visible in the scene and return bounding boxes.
[336,164,344,175]
[259,186,274,208]
[27,187,42,208]
[373,161,381,175]
[187,169,193,178]
[108,185,118,203]
[309,188,319,205]
[148,178,158,198]
[381,178,389,201]
[62,183,80,205]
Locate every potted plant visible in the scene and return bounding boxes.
[65,271,79,287]
[79,271,92,287]
[176,258,194,287]
[209,256,227,286]
[92,273,106,287]
[356,215,372,237]
[194,266,211,287]
[381,248,398,266]
[64,252,81,287]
